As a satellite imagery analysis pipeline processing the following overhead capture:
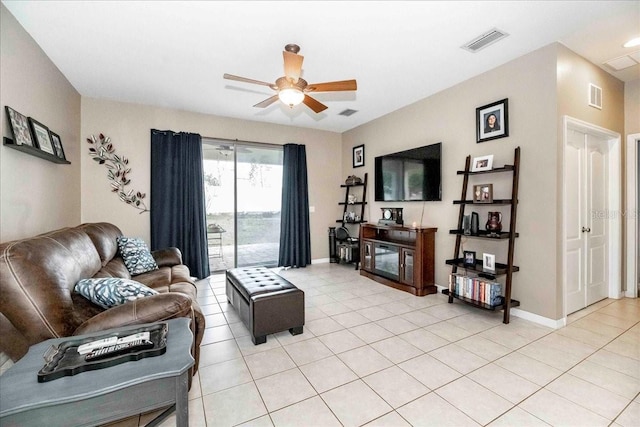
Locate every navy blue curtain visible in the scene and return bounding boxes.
[278,144,311,267]
[150,129,210,279]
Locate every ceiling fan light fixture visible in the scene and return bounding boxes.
[278,88,305,107]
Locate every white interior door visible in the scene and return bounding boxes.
[585,134,608,305]
[565,129,609,314]
[566,130,586,314]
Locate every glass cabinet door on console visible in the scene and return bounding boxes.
[374,243,399,281]
[362,241,374,272]
[399,248,415,286]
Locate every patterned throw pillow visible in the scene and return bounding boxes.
[74,278,158,309]
[116,236,159,275]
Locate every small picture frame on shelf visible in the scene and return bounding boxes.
[473,183,493,203]
[476,98,509,143]
[353,144,365,168]
[49,131,66,160]
[483,253,496,272]
[5,106,35,147]
[471,154,494,172]
[463,250,476,267]
[28,117,55,155]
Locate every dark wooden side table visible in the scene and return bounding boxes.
[0,318,194,427]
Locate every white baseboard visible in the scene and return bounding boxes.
[510,308,566,329]
[435,285,565,329]
[312,258,331,264]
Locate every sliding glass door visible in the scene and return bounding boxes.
[202,139,283,272]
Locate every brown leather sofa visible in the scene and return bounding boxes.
[0,223,205,372]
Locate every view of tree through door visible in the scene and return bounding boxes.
[202,139,283,272]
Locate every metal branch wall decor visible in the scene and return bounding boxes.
[87,133,148,213]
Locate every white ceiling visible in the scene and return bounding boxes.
[3,1,639,133]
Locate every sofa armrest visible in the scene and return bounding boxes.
[72,293,192,336]
[152,247,183,267]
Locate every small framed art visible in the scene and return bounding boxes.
[463,250,476,268]
[476,98,509,143]
[353,144,365,168]
[49,131,66,160]
[28,117,55,155]
[483,253,496,272]
[471,154,493,172]
[5,106,35,147]
[473,183,493,203]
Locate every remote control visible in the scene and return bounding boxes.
[77,336,117,355]
[116,332,150,345]
[84,339,154,361]
[77,332,151,355]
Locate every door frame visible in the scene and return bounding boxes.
[562,116,622,318]
[626,133,639,298]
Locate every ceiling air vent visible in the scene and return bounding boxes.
[339,109,358,117]
[589,83,602,109]
[461,28,509,53]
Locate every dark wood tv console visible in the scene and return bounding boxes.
[359,223,437,296]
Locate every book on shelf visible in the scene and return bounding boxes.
[449,274,503,306]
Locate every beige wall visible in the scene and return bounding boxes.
[557,44,625,133]
[80,98,342,258]
[625,79,640,136]
[0,5,81,242]
[343,43,625,321]
[556,44,626,311]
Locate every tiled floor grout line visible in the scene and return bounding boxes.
[188,271,639,427]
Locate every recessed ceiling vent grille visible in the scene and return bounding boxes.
[339,109,358,117]
[461,28,509,53]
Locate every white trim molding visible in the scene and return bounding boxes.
[561,116,622,318]
[511,308,566,329]
[626,133,639,298]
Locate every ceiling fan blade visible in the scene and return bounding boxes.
[303,95,328,113]
[306,79,357,92]
[283,51,304,83]
[223,73,275,88]
[253,95,280,108]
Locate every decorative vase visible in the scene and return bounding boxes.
[470,212,480,235]
[486,212,503,233]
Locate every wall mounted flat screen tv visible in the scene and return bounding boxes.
[374,142,442,202]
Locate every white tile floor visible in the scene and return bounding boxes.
[116,263,640,427]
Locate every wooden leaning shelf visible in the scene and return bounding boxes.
[445,147,521,323]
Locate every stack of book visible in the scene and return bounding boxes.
[449,273,503,306]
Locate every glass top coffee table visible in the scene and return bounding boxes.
[0,318,194,427]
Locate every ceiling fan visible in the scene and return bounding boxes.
[223,44,357,113]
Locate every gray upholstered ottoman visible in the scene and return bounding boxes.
[226,267,304,345]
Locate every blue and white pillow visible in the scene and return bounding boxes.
[75,278,158,309]
[117,236,159,275]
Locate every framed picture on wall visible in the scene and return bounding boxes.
[476,98,509,143]
[49,131,66,160]
[5,106,35,147]
[353,144,365,168]
[28,117,55,155]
